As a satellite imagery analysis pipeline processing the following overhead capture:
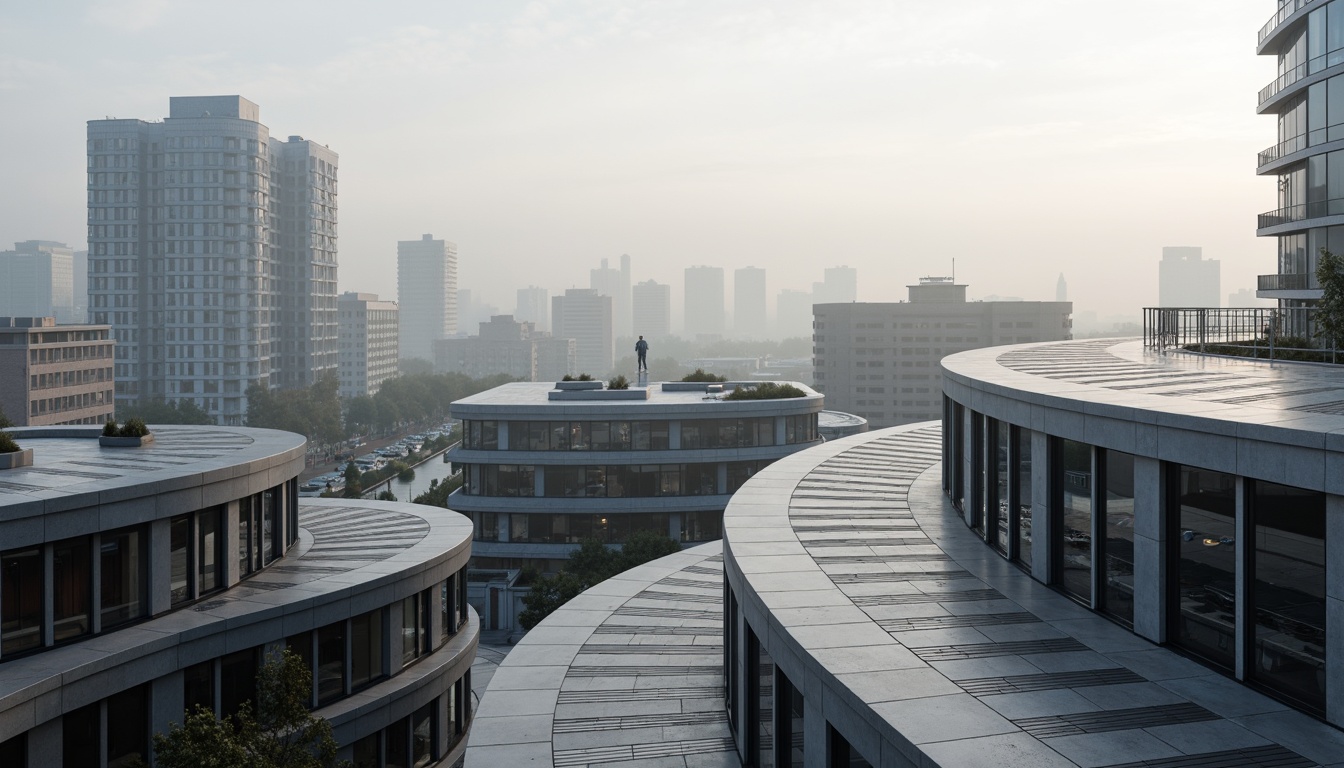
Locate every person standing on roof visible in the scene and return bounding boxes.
[635,336,649,372]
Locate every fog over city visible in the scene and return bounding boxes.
[2,0,1273,321]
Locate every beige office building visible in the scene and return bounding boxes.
[813,278,1071,428]
[0,317,115,426]
[337,292,398,398]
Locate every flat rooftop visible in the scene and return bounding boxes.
[451,381,819,409]
[943,339,1344,438]
[0,425,306,510]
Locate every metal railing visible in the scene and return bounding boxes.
[1259,0,1320,48]
[1257,51,1344,107]
[1257,133,1308,167]
[1143,306,1338,363]
[1257,273,1317,291]
[1256,197,1344,229]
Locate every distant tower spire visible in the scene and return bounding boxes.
[1056,273,1068,303]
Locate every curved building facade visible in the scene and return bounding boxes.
[446,380,824,573]
[1256,0,1344,303]
[0,424,477,768]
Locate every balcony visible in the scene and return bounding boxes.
[1259,0,1321,51]
[1257,134,1309,168]
[1257,197,1344,229]
[1258,51,1344,110]
[1258,273,1316,291]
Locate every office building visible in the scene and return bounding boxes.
[0,423,477,767]
[813,264,858,304]
[514,286,549,333]
[456,289,500,337]
[398,234,457,362]
[551,288,613,376]
[631,279,671,339]
[0,317,114,426]
[0,241,76,324]
[589,254,632,339]
[446,378,823,578]
[436,315,538,381]
[775,288,813,339]
[733,266,768,339]
[72,250,88,323]
[813,277,1071,428]
[683,266,725,339]
[336,292,398,399]
[87,95,338,424]
[1158,246,1220,307]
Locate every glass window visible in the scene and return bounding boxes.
[53,539,92,642]
[1250,480,1326,713]
[412,701,434,767]
[442,576,456,640]
[683,511,723,542]
[1057,439,1092,604]
[778,667,804,768]
[171,514,191,604]
[317,621,346,705]
[993,422,1009,555]
[386,717,410,768]
[352,733,379,768]
[101,528,145,628]
[1016,427,1033,571]
[403,594,426,665]
[828,725,874,767]
[183,659,214,715]
[238,498,254,576]
[971,414,986,537]
[0,733,24,768]
[753,633,774,768]
[1170,465,1237,672]
[2,547,44,655]
[63,702,99,768]
[198,508,221,594]
[352,609,384,689]
[107,684,148,768]
[220,648,258,718]
[1101,451,1135,627]
[262,489,276,564]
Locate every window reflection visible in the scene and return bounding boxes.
[1102,451,1135,627]
[1016,428,1033,570]
[1058,439,1092,604]
[2,548,43,655]
[1170,466,1237,672]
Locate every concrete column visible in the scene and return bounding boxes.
[149,517,172,616]
[1131,456,1165,643]
[533,467,545,497]
[385,600,401,675]
[717,463,728,495]
[775,416,786,447]
[150,671,184,766]
[89,533,102,635]
[429,581,444,646]
[802,681,826,768]
[497,422,509,450]
[26,718,60,768]
[1031,430,1050,583]
[1328,493,1344,727]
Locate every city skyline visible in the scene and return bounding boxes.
[0,1,1275,319]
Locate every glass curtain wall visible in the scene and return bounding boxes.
[1249,480,1326,713]
[992,421,1009,555]
[1170,465,1238,672]
[1101,451,1136,626]
[1057,439,1093,604]
[1016,427,1033,571]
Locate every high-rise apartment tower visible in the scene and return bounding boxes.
[397,234,457,362]
[632,280,671,339]
[683,266,725,339]
[87,96,338,423]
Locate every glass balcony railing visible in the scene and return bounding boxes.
[1258,273,1316,291]
[1258,50,1344,107]
[1257,134,1309,167]
[1259,0,1321,48]
[1257,197,1344,228]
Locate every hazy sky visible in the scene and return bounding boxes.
[1,0,1277,323]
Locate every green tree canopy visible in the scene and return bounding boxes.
[152,649,342,768]
[1317,248,1344,350]
[518,532,683,630]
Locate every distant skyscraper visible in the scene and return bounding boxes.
[397,234,457,362]
[337,292,398,398]
[632,279,671,339]
[552,288,614,376]
[515,286,550,333]
[683,266,725,339]
[0,240,75,324]
[1158,247,1220,307]
[73,250,88,323]
[590,255,632,339]
[814,266,858,304]
[734,267,768,339]
[1056,273,1068,303]
[457,289,500,335]
[776,289,813,339]
[88,95,337,423]
[1228,288,1270,308]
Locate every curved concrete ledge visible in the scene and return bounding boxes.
[466,541,734,768]
[722,425,1344,768]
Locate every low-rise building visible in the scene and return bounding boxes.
[0,316,114,426]
[435,315,576,382]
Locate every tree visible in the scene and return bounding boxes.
[120,397,215,425]
[617,530,684,571]
[518,534,683,630]
[0,405,14,428]
[518,571,587,630]
[153,649,342,768]
[344,396,377,434]
[1317,248,1344,351]
[341,462,362,498]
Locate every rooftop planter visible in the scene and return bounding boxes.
[99,418,155,447]
[0,431,32,470]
